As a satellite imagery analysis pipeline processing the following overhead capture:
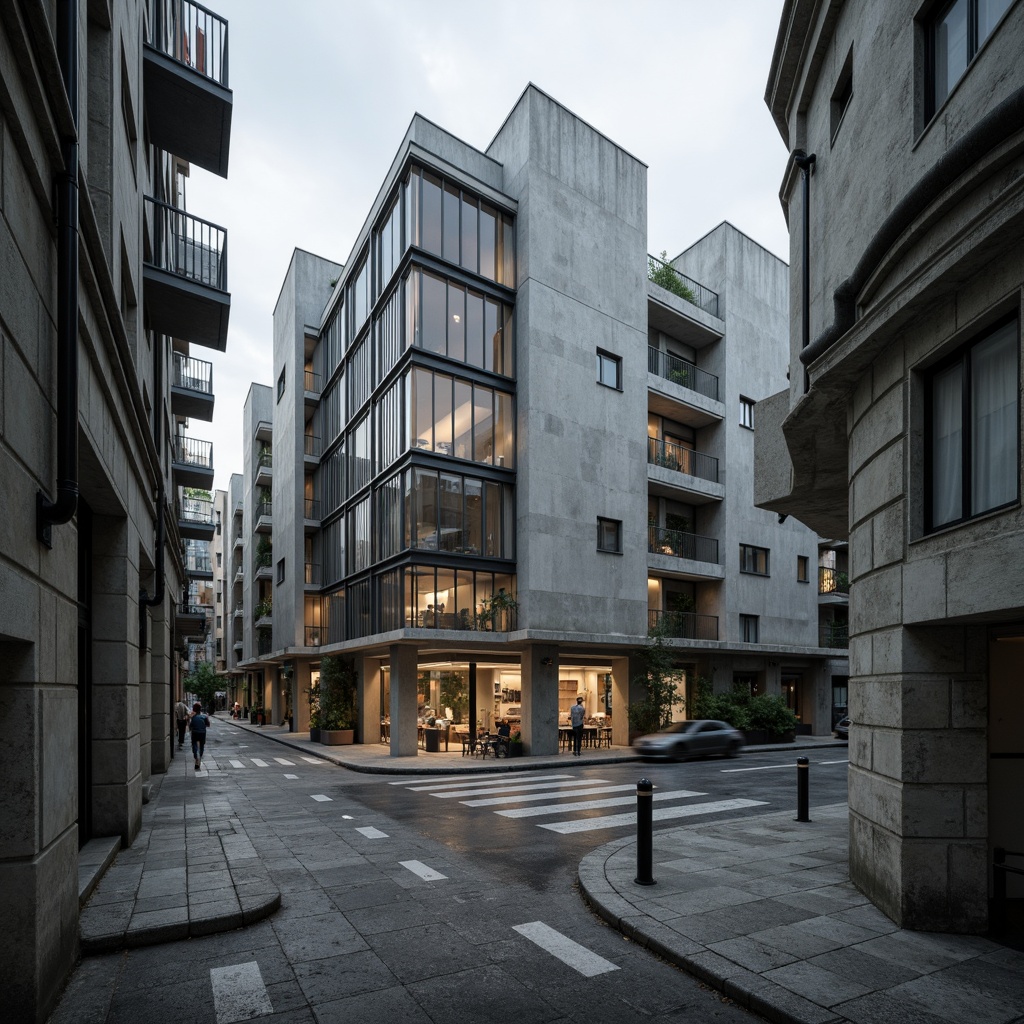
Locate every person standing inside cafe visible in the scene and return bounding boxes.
[570,696,586,756]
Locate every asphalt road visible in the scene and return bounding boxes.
[50,732,849,1024]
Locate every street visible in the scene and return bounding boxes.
[50,728,850,1024]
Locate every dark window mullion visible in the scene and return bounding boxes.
[960,348,971,523]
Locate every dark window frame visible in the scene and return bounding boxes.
[277,365,286,402]
[739,543,770,576]
[276,557,285,585]
[739,614,759,644]
[596,516,623,554]
[596,349,622,391]
[797,555,809,583]
[740,396,755,430]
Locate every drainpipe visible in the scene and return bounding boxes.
[793,150,816,393]
[37,0,80,546]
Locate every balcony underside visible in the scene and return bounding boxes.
[172,461,214,490]
[647,553,725,582]
[648,381,724,428]
[179,519,215,542]
[170,383,215,421]
[175,611,207,638]
[647,289,723,349]
[143,44,232,177]
[144,266,230,351]
[647,468,724,505]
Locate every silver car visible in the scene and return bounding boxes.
[632,720,744,761]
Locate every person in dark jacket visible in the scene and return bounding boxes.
[188,702,210,770]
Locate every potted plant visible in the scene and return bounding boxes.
[746,694,798,744]
[476,588,519,631]
[307,676,322,743]
[508,729,524,757]
[319,655,357,744]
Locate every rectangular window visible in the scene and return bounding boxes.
[276,558,285,584]
[797,555,809,583]
[926,0,1013,117]
[926,317,1019,531]
[740,544,770,575]
[277,366,286,402]
[597,517,622,554]
[597,350,622,390]
[740,614,759,644]
[740,396,755,429]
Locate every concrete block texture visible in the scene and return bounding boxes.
[849,564,902,634]
[849,381,904,478]
[850,441,904,530]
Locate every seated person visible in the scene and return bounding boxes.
[496,719,511,738]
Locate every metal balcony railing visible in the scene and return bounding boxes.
[185,548,212,574]
[233,603,243,617]
[146,197,227,290]
[151,0,229,86]
[648,608,719,641]
[254,450,272,477]
[255,500,272,522]
[254,550,272,572]
[304,498,321,520]
[173,353,213,394]
[304,434,322,458]
[173,434,213,469]
[647,347,720,401]
[305,626,322,647]
[256,630,273,656]
[819,566,850,595]
[647,437,719,483]
[647,253,719,317]
[304,562,321,586]
[304,369,322,395]
[820,623,849,648]
[179,495,214,527]
[648,525,719,565]
[178,601,209,618]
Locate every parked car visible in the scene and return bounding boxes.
[833,717,850,740]
[632,720,744,761]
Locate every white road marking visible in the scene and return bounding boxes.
[210,961,273,1023]
[512,922,619,977]
[539,798,769,834]
[229,759,245,768]
[283,774,298,779]
[356,826,388,839]
[722,760,849,773]
[818,759,850,765]
[496,789,706,818]
[406,774,576,792]
[400,860,447,881]
[462,783,638,807]
[389,774,497,786]
[251,758,270,767]
[301,756,326,764]
[342,815,353,819]
[310,794,332,802]
[274,757,296,766]
[429,778,608,800]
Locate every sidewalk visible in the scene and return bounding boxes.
[76,720,1024,1024]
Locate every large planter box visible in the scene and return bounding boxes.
[507,742,524,758]
[424,728,440,753]
[743,729,768,746]
[321,729,354,745]
[309,727,321,743]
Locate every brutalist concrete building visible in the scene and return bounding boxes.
[760,0,1023,932]
[221,85,848,755]
[0,0,232,1017]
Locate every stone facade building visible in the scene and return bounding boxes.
[218,86,848,755]
[0,1,232,1017]
[759,0,1023,932]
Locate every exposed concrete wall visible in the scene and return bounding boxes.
[242,385,272,663]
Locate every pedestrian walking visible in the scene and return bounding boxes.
[570,696,586,756]
[188,701,210,771]
[174,698,189,749]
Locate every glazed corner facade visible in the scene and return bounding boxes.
[760,0,1024,932]
[223,85,848,754]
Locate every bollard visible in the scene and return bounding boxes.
[635,778,656,886]
[796,756,810,822]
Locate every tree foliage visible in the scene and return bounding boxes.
[319,655,358,731]
[692,678,798,734]
[185,661,219,711]
[627,624,682,735]
[648,250,698,304]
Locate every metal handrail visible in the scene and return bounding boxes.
[179,496,213,524]
[819,566,850,595]
[819,623,849,648]
[304,562,321,586]
[173,353,213,394]
[647,437,719,483]
[173,434,213,469]
[304,369,322,395]
[255,500,272,521]
[146,196,227,290]
[304,498,321,520]
[304,434,322,458]
[647,253,719,317]
[646,347,719,401]
[648,525,719,565]
[305,626,321,647]
[648,608,719,641]
[151,0,229,87]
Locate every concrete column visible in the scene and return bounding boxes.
[610,656,632,746]
[521,644,558,756]
[149,596,170,773]
[389,644,418,757]
[270,666,282,725]
[293,660,312,733]
[359,656,381,745]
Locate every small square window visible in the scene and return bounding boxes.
[596,350,622,390]
[597,517,622,553]
[276,558,285,584]
[740,614,759,644]
[740,396,755,429]
[740,544,770,576]
[830,48,853,142]
[797,555,809,582]
[277,366,286,402]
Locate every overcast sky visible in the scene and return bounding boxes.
[187,0,790,494]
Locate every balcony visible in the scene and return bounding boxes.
[819,566,850,597]
[648,254,719,318]
[257,629,273,656]
[233,637,242,652]
[184,542,213,580]
[304,434,322,464]
[143,0,232,177]
[144,198,229,350]
[172,434,214,489]
[254,448,272,487]
[647,255,723,352]
[304,497,321,531]
[647,525,723,581]
[254,552,272,580]
[647,436,724,505]
[648,608,719,641]
[304,370,322,415]
[233,529,243,551]
[819,622,849,649]
[175,601,209,639]
[178,495,215,541]
[304,562,321,588]
[647,346,724,427]
[254,598,272,629]
[233,603,242,620]
[304,626,322,647]
[233,563,243,583]
[171,353,214,420]
[254,501,272,533]
[254,419,272,443]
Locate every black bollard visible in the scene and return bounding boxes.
[635,778,656,885]
[796,756,810,822]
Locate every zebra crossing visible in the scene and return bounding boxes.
[388,773,768,834]
[195,754,328,772]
